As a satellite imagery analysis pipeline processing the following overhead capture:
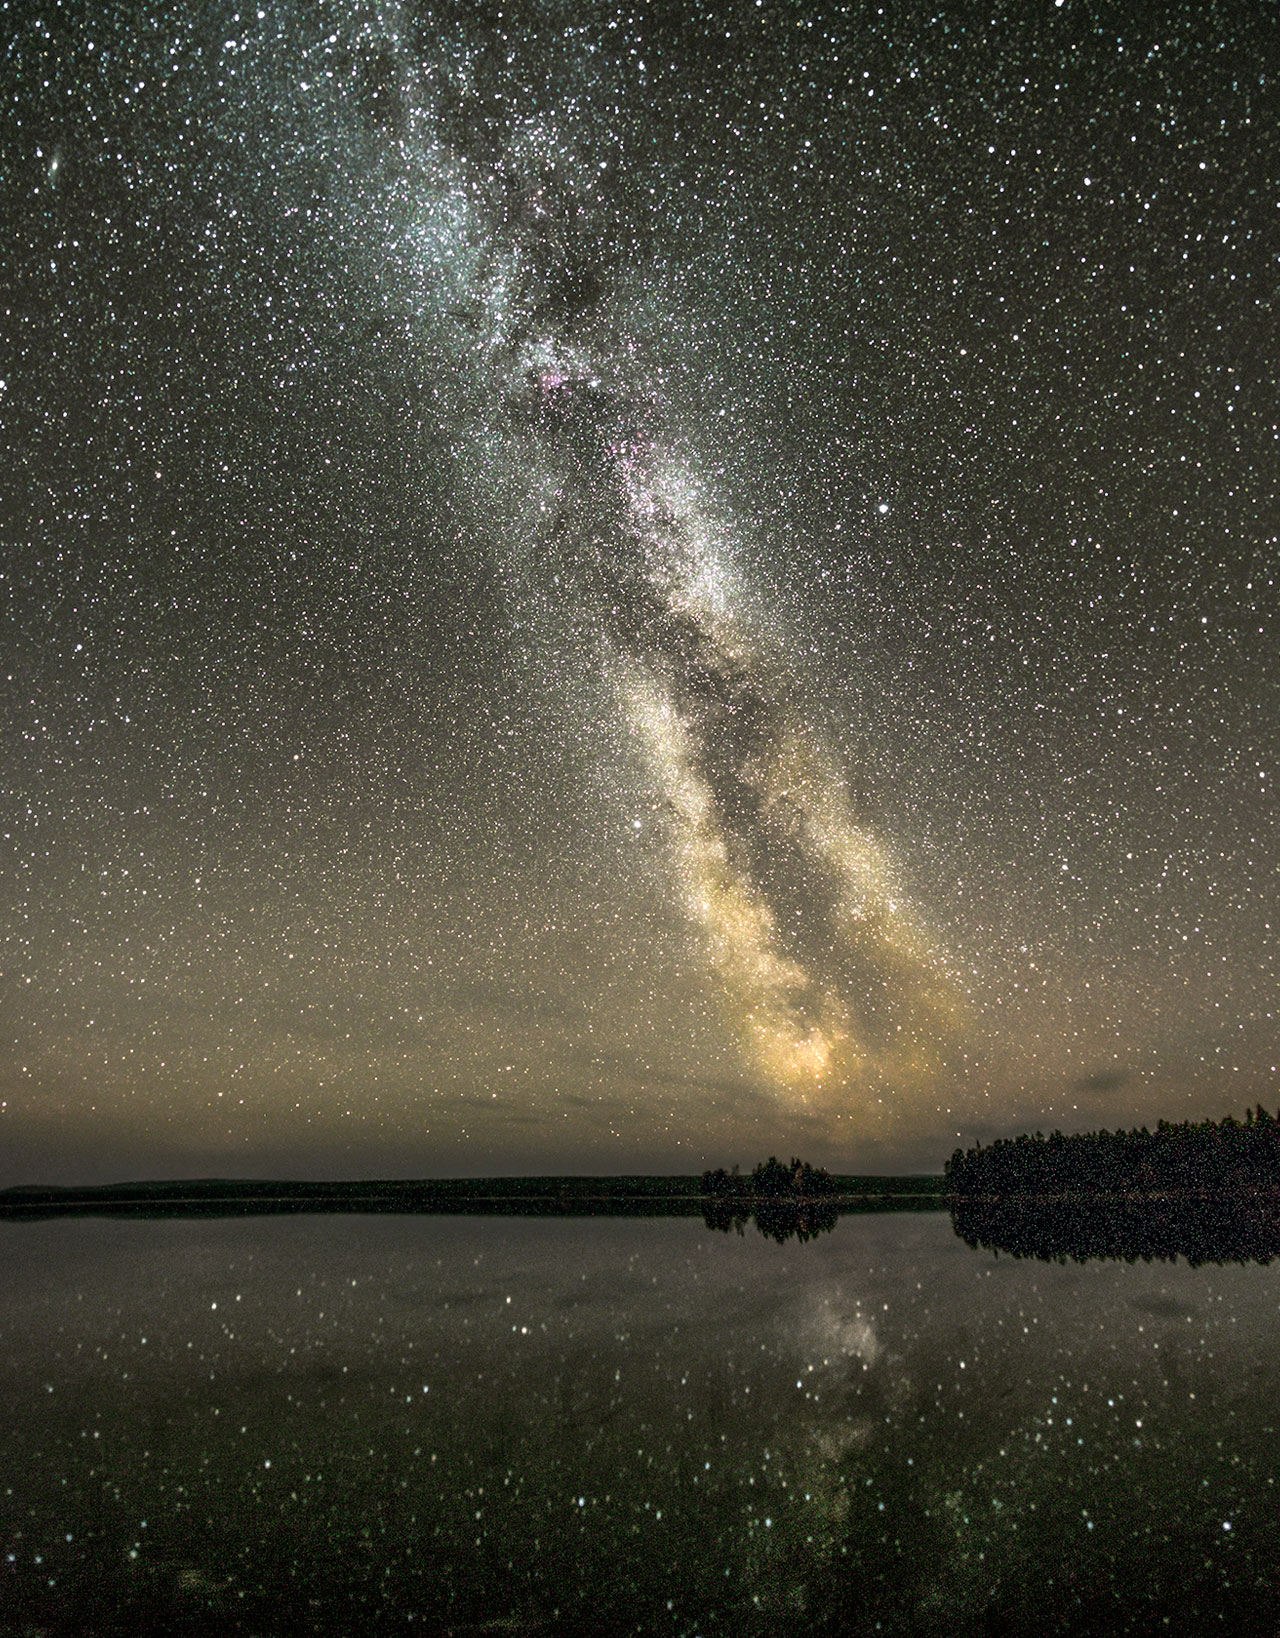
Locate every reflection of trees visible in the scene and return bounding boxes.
[953,1194,1280,1267]
[701,1197,839,1244]
[945,1106,1280,1197]
[699,1158,840,1242]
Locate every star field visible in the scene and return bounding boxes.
[1,0,1276,1180]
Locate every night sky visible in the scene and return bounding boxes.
[2,0,1276,1183]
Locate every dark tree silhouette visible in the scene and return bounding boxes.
[945,1107,1280,1198]
[700,1157,838,1200]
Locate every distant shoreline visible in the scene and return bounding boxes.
[0,1175,949,1219]
[6,1178,1276,1223]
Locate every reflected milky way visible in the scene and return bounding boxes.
[6,1214,1280,1634]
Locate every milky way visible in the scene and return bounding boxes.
[2,0,1276,1178]
[411,89,960,1119]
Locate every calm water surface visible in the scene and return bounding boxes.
[3,1211,1278,1635]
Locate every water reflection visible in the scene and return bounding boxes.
[5,1213,1280,1635]
[702,1197,841,1243]
[952,1193,1280,1267]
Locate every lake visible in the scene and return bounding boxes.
[3,1208,1278,1634]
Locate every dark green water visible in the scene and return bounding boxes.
[3,1211,1277,1634]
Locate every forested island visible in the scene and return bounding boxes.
[946,1107,1280,1197]
[700,1155,840,1200]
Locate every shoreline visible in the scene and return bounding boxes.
[8,1178,1272,1222]
[0,1175,949,1218]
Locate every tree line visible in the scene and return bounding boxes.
[945,1106,1280,1196]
